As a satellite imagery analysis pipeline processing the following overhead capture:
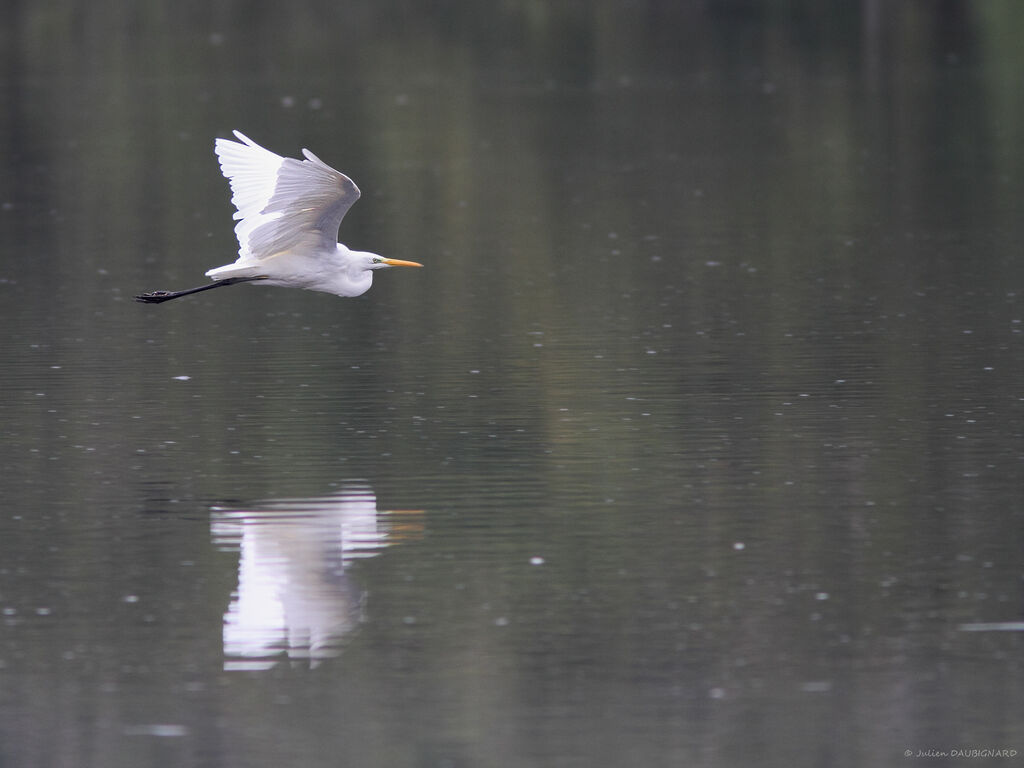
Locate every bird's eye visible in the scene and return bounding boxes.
[372,257,382,264]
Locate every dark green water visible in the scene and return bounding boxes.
[2,2,1023,766]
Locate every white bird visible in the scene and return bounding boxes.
[136,131,422,304]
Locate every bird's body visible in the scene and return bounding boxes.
[136,131,421,304]
[205,244,375,297]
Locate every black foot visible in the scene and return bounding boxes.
[135,291,179,304]
[134,276,264,304]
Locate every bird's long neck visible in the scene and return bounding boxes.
[325,244,372,297]
[329,269,372,297]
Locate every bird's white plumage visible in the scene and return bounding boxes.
[134,131,420,303]
[212,130,361,265]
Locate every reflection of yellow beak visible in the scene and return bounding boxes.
[382,259,424,268]
[383,509,426,541]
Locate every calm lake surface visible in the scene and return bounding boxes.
[2,2,1023,766]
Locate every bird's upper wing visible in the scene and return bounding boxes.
[214,130,361,260]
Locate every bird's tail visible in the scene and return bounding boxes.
[205,262,265,281]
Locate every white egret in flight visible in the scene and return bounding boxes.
[136,131,422,304]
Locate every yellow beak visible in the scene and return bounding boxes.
[383,258,424,268]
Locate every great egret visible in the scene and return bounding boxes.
[135,131,422,304]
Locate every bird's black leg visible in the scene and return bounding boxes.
[135,276,267,303]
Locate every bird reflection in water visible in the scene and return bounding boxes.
[210,483,422,671]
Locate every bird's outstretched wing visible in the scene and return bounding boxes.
[214,131,361,260]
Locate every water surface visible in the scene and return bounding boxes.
[2,2,1023,766]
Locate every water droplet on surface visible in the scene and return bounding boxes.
[123,724,189,737]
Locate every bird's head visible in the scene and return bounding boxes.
[364,253,424,271]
